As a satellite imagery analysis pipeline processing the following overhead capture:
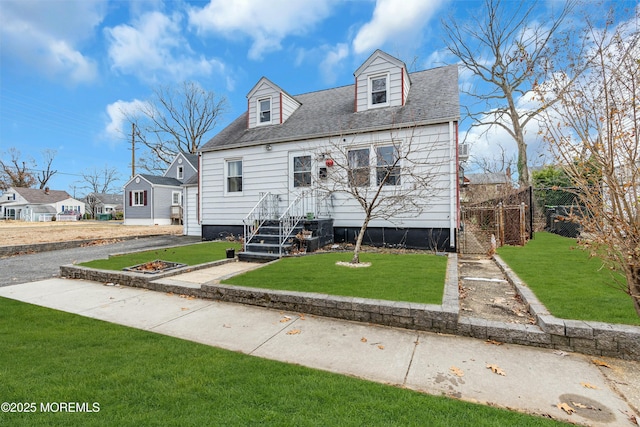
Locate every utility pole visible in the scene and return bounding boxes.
[131,122,136,178]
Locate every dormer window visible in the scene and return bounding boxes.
[258,97,271,124]
[177,165,184,180]
[369,74,389,107]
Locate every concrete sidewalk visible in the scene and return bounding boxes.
[1,278,638,426]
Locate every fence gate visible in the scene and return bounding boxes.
[460,203,530,255]
[459,206,498,254]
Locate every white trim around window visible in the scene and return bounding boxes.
[257,97,272,125]
[225,158,243,195]
[368,73,390,108]
[171,191,182,206]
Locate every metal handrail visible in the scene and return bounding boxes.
[242,192,279,251]
[278,191,308,257]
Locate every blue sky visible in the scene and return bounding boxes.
[0,0,634,196]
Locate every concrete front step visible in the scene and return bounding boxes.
[237,251,281,263]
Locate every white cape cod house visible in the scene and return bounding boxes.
[0,187,85,221]
[198,50,461,260]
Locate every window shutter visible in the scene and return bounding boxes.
[129,191,132,206]
[143,190,148,206]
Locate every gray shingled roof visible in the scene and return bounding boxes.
[87,193,122,205]
[201,65,459,152]
[12,187,72,203]
[140,174,183,186]
[465,173,511,185]
[183,174,198,186]
[183,153,199,169]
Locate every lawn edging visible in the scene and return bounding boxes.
[59,253,640,361]
[60,258,238,292]
[493,255,640,361]
[0,234,176,257]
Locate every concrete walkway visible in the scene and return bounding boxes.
[1,275,638,426]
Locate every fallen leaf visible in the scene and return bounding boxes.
[222,324,231,328]
[377,345,385,350]
[280,316,292,323]
[361,337,368,343]
[581,382,598,389]
[486,364,506,376]
[180,307,189,311]
[557,402,575,415]
[553,350,568,357]
[166,292,174,296]
[592,359,611,368]
[450,366,464,377]
[299,313,306,320]
[187,296,195,300]
[286,329,301,335]
[485,339,503,346]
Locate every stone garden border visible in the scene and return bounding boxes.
[60,253,640,361]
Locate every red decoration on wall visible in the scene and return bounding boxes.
[325,158,334,167]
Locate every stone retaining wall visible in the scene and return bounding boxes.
[0,235,168,258]
[493,255,640,361]
[59,253,640,360]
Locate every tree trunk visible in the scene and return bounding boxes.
[351,218,370,264]
[628,260,640,318]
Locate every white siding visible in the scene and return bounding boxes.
[355,55,405,112]
[248,82,279,128]
[281,92,301,123]
[402,67,410,106]
[200,123,457,231]
[183,185,201,236]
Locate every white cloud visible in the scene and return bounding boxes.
[353,0,447,55]
[319,44,350,84]
[187,0,335,60]
[104,99,150,141]
[0,0,104,84]
[105,10,227,83]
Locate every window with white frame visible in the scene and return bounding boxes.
[226,160,243,193]
[177,165,184,180]
[258,98,271,124]
[172,191,182,206]
[369,74,389,107]
[293,155,312,187]
[132,190,146,206]
[348,148,370,187]
[376,145,401,186]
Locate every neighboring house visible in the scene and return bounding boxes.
[0,187,85,221]
[182,174,201,237]
[123,152,198,226]
[198,50,461,256]
[84,193,123,218]
[461,172,513,205]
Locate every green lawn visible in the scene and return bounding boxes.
[0,298,567,427]
[497,232,639,325]
[78,241,242,270]
[222,252,447,304]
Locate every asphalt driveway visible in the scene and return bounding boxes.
[0,235,201,287]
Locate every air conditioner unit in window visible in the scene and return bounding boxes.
[458,143,469,160]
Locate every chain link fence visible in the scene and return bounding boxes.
[533,187,585,238]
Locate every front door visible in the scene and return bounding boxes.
[288,151,316,218]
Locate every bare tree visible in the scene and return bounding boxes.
[80,165,121,195]
[36,149,57,189]
[0,148,36,190]
[536,10,640,316]
[128,81,227,173]
[315,127,448,264]
[443,0,577,187]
